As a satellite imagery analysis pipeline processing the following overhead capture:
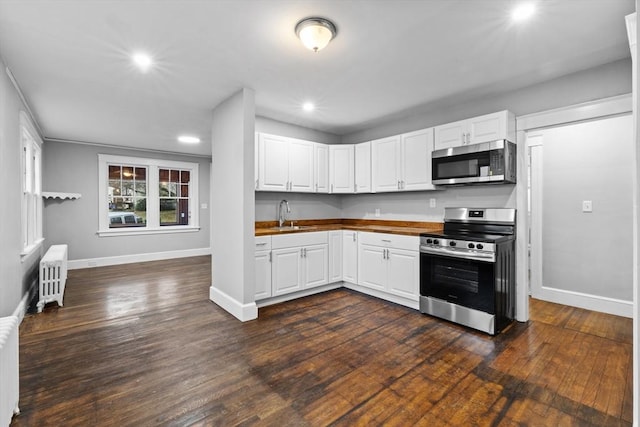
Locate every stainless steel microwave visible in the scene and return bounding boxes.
[432,140,516,185]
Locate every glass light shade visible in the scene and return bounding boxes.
[295,18,337,52]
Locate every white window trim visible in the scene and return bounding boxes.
[97,154,200,237]
[20,111,44,259]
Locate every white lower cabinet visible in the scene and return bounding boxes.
[271,231,329,297]
[328,231,343,283]
[255,236,272,300]
[342,230,358,284]
[357,232,419,301]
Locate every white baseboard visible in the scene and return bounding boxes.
[343,282,420,311]
[209,286,258,322]
[534,286,633,318]
[11,292,30,324]
[256,283,343,308]
[68,247,211,270]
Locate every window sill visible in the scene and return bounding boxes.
[97,226,201,237]
[21,238,45,262]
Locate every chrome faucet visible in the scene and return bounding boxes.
[278,200,291,227]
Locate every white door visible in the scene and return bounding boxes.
[258,133,289,191]
[371,136,401,192]
[401,128,434,191]
[303,244,329,288]
[387,248,419,300]
[328,231,343,283]
[355,142,371,193]
[434,119,467,150]
[358,244,386,290]
[255,250,272,300]
[271,247,302,296]
[343,231,358,284]
[289,139,314,192]
[329,144,354,193]
[314,143,329,193]
[467,111,506,144]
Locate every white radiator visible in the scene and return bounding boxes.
[38,244,68,313]
[0,316,19,426]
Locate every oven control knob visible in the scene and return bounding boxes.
[449,241,456,247]
[433,239,439,245]
[426,239,433,244]
[477,244,484,250]
[468,243,475,249]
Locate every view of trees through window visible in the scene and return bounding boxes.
[159,168,190,226]
[108,165,147,228]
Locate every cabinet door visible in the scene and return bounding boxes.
[289,139,314,192]
[434,119,467,150]
[255,250,272,300]
[358,244,387,291]
[468,111,508,145]
[387,248,419,300]
[272,247,303,296]
[371,136,401,192]
[258,133,289,191]
[314,144,329,193]
[401,128,434,191]
[328,231,343,283]
[329,145,355,193]
[303,244,329,289]
[343,231,358,284]
[355,142,371,193]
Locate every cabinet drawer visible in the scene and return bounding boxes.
[358,232,418,251]
[255,236,272,251]
[272,231,328,249]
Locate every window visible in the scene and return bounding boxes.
[98,155,199,236]
[20,112,43,255]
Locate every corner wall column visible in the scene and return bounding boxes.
[209,88,257,321]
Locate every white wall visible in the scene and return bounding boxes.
[42,140,211,262]
[0,57,42,317]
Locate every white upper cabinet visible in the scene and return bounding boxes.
[401,128,434,191]
[329,144,355,193]
[258,133,289,191]
[371,136,402,192]
[434,110,515,151]
[372,129,434,192]
[288,138,314,192]
[354,142,371,193]
[314,143,329,193]
[257,133,314,192]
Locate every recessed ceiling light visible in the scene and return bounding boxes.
[511,3,535,22]
[132,52,153,72]
[302,102,315,112]
[178,135,200,144]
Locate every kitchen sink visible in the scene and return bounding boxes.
[269,225,315,232]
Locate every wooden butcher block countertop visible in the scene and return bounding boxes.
[255,218,443,237]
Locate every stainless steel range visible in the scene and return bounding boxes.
[419,207,516,335]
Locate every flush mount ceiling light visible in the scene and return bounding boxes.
[178,135,200,144]
[302,102,315,112]
[295,17,337,52]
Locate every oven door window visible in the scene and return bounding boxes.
[432,151,490,180]
[420,253,495,313]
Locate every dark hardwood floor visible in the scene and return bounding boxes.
[12,255,633,426]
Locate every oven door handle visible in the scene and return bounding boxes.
[419,246,495,262]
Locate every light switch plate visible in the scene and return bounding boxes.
[429,198,436,208]
[374,208,380,217]
[582,200,592,213]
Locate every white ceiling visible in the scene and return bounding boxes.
[0,0,634,156]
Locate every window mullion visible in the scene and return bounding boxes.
[147,165,160,227]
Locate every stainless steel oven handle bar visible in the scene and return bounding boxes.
[419,246,496,263]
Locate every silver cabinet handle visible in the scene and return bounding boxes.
[303,248,307,257]
[386,249,390,259]
[255,179,259,189]
[269,251,272,262]
[352,233,356,242]
[256,242,267,246]
[382,249,386,260]
[461,133,465,143]
[382,239,391,243]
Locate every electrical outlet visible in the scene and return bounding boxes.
[582,200,593,213]
[374,208,380,217]
[429,198,436,208]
